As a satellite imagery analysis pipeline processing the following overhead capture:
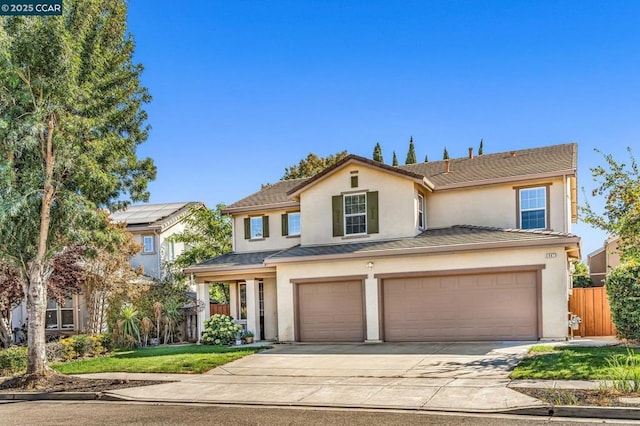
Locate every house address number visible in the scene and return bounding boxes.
[545,253,557,259]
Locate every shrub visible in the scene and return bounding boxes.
[200,314,242,346]
[606,261,640,340]
[604,348,640,393]
[46,341,66,362]
[0,346,27,375]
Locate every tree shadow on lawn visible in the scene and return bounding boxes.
[111,345,267,360]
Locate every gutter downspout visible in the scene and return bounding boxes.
[563,175,568,234]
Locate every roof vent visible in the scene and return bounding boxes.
[444,159,450,173]
[468,147,473,159]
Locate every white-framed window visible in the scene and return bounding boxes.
[519,186,547,229]
[168,241,175,261]
[344,193,367,235]
[143,235,154,253]
[238,282,247,320]
[417,193,425,230]
[46,298,74,330]
[288,212,301,236]
[250,216,263,239]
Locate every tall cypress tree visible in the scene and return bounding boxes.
[443,147,450,160]
[392,151,399,166]
[478,139,484,155]
[405,136,417,164]
[424,154,429,163]
[373,142,383,163]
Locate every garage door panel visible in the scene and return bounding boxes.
[298,281,364,342]
[383,271,538,341]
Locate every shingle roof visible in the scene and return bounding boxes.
[223,144,576,211]
[400,143,576,187]
[266,225,579,261]
[191,250,282,268]
[111,202,201,227]
[223,179,307,213]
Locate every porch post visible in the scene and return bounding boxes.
[196,282,210,343]
[365,274,381,342]
[245,279,261,340]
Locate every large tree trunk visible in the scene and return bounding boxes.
[25,266,50,375]
[86,289,108,335]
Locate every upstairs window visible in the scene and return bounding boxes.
[519,186,547,229]
[244,216,270,240]
[344,193,367,235]
[417,193,425,230]
[143,235,154,253]
[282,212,301,236]
[332,191,378,237]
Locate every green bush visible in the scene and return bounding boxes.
[200,314,242,346]
[46,341,65,362]
[0,346,27,375]
[606,261,640,340]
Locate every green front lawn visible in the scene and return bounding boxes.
[511,346,640,380]
[52,345,269,375]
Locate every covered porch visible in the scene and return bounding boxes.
[184,251,279,342]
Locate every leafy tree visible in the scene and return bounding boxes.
[606,260,640,340]
[443,147,450,160]
[0,1,155,377]
[581,148,640,261]
[424,154,429,163]
[372,142,383,163]
[282,151,348,180]
[572,260,593,288]
[392,151,399,166]
[478,139,484,155]
[405,137,417,164]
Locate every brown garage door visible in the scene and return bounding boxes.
[297,281,364,342]
[383,271,538,341]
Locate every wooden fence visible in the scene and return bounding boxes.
[210,303,230,316]
[569,287,616,337]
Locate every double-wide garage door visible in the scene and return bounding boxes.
[383,271,538,341]
[297,280,364,342]
[296,271,538,342]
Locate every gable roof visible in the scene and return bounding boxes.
[111,202,203,231]
[223,143,577,213]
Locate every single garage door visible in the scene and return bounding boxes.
[297,281,364,342]
[383,271,538,341]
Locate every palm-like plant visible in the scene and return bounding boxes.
[140,317,153,347]
[117,304,140,347]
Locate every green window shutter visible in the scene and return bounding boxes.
[244,218,250,239]
[332,195,344,237]
[281,213,289,236]
[263,215,270,238]
[367,191,379,234]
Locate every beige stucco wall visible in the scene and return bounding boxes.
[233,210,301,253]
[299,164,422,245]
[273,245,570,342]
[427,178,567,232]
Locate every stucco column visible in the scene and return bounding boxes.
[365,273,381,342]
[229,282,238,319]
[196,282,210,343]
[245,279,261,340]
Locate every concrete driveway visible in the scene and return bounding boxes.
[211,341,536,379]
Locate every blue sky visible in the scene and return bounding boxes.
[126,1,640,258]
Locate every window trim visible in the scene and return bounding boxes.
[142,235,155,254]
[344,192,367,236]
[515,184,551,230]
[250,216,264,239]
[417,192,426,230]
[287,212,301,236]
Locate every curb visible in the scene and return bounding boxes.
[3,391,640,421]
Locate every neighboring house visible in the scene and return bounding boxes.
[11,202,203,339]
[186,143,581,343]
[587,237,620,286]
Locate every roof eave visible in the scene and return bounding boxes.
[184,263,275,275]
[264,236,581,265]
[222,201,301,215]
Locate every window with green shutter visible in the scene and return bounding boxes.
[245,215,269,239]
[332,191,379,236]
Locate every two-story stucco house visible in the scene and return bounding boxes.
[10,202,203,340]
[186,143,581,343]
